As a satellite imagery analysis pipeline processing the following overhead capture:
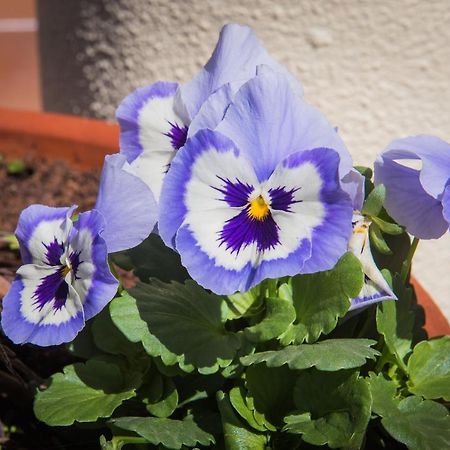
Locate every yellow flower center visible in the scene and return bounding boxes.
[61,265,71,278]
[248,195,270,221]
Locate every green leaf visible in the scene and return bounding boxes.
[112,281,241,374]
[112,416,215,449]
[362,183,385,217]
[244,297,296,343]
[91,305,141,357]
[381,396,450,450]
[229,386,267,432]
[146,376,178,418]
[217,391,267,450]
[245,365,296,429]
[241,339,379,371]
[369,223,392,255]
[119,233,189,283]
[285,370,371,449]
[371,216,403,235]
[34,360,137,426]
[6,159,28,174]
[367,372,400,417]
[354,165,373,180]
[281,253,364,344]
[110,291,192,371]
[376,275,415,371]
[407,336,450,400]
[226,285,262,320]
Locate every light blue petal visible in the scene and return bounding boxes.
[375,151,448,239]
[179,23,302,120]
[341,169,365,211]
[72,210,119,320]
[215,66,352,181]
[15,204,76,265]
[382,135,450,199]
[95,154,157,253]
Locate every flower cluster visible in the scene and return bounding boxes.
[2,23,449,347]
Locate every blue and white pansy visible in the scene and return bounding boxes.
[159,68,353,294]
[1,154,158,346]
[116,23,303,201]
[348,215,397,310]
[1,206,118,346]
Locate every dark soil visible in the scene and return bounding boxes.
[0,155,102,449]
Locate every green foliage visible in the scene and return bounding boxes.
[244,296,296,343]
[112,416,215,449]
[407,336,450,400]
[34,358,138,426]
[376,275,415,371]
[6,158,28,175]
[362,183,385,217]
[281,253,364,344]
[217,391,268,450]
[112,281,241,374]
[285,370,371,448]
[241,339,379,371]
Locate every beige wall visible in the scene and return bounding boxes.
[38,0,450,318]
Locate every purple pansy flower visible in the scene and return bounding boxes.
[375,135,450,239]
[348,215,397,310]
[1,154,157,346]
[1,206,118,346]
[116,23,303,201]
[158,68,353,294]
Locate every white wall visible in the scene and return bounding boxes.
[38,0,450,318]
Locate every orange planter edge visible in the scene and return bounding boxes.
[0,107,449,337]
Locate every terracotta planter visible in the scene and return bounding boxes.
[0,107,449,337]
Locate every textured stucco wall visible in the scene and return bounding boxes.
[37,0,450,318]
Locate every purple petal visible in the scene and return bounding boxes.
[341,169,365,211]
[179,23,302,120]
[1,273,85,346]
[117,82,188,198]
[382,135,450,199]
[95,154,157,253]
[15,204,76,265]
[71,210,119,320]
[375,151,448,239]
[215,66,352,181]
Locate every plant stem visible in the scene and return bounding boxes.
[110,436,148,449]
[400,237,420,284]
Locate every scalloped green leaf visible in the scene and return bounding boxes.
[229,386,267,432]
[407,336,450,401]
[112,416,215,449]
[244,297,296,343]
[34,360,136,426]
[112,281,241,374]
[380,396,450,450]
[362,183,385,217]
[217,391,267,450]
[241,339,379,371]
[376,275,414,371]
[282,253,364,344]
[110,291,189,370]
[226,285,262,320]
[367,372,399,417]
[245,364,296,429]
[146,376,178,418]
[285,370,371,448]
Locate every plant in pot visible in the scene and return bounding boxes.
[1,24,449,450]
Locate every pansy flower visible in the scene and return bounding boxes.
[1,206,118,346]
[158,67,353,294]
[375,135,450,239]
[348,215,397,310]
[116,23,303,201]
[1,154,157,346]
